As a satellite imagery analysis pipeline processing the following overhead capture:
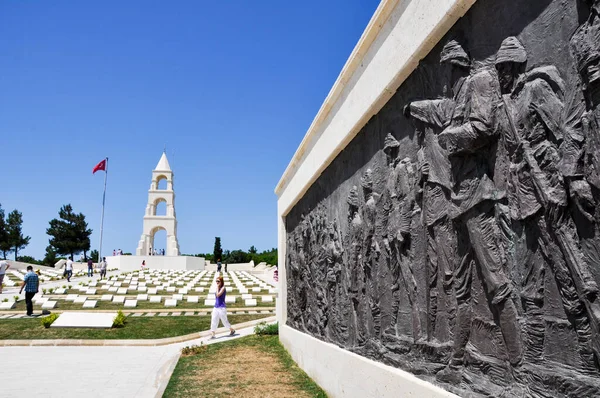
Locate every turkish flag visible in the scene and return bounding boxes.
[93,159,107,174]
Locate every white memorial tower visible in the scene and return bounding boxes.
[136,152,181,256]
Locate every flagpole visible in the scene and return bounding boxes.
[98,158,108,264]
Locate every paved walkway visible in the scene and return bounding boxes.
[0,322,264,397]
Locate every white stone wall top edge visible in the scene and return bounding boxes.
[274,0,477,217]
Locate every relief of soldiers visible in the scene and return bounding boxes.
[360,169,382,339]
[346,186,369,347]
[286,231,305,330]
[434,40,523,384]
[380,133,422,342]
[324,219,345,342]
[404,91,456,342]
[495,36,600,370]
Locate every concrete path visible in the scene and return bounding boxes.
[0,323,262,397]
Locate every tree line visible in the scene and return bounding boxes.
[191,236,277,266]
[0,203,93,267]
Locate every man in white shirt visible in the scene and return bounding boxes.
[0,260,10,293]
[65,256,73,282]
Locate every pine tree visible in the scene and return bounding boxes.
[47,204,92,259]
[6,210,30,260]
[213,237,223,262]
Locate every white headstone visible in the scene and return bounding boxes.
[261,295,273,302]
[186,296,199,303]
[241,294,253,300]
[101,294,113,301]
[112,296,125,304]
[124,300,137,308]
[204,299,216,306]
[74,297,87,304]
[244,299,257,306]
[164,299,177,307]
[42,301,58,309]
[83,300,97,308]
[149,295,162,303]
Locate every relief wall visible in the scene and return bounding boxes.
[284,0,600,396]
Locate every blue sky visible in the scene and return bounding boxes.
[0,1,378,259]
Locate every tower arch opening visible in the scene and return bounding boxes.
[153,197,167,216]
[149,226,167,255]
[156,175,168,190]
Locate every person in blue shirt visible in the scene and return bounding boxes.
[19,266,39,316]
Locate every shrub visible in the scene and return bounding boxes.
[112,310,127,328]
[41,313,59,328]
[48,288,54,294]
[2,298,7,302]
[42,288,47,295]
[13,296,19,302]
[62,285,66,289]
[254,322,279,335]
[181,343,207,356]
[67,285,72,289]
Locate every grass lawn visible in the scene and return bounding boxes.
[164,334,326,398]
[0,314,269,340]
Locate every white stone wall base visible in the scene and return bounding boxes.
[280,325,459,398]
[106,256,204,272]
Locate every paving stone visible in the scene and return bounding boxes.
[131,312,144,317]
[170,312,182,316]
[158,312,170,316]
[144,312,156,317]
[184,311,195,316]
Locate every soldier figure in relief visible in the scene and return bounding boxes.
[347,186,369,347]
[495,36,600,369]
[360,169,382,339]
[405,92,456,342]
[380,133,422,342]
[434,40,523,384]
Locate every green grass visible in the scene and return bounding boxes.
[0,314,269,340]
[163,334,327,398]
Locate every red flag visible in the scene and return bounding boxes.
[93,159,107,174]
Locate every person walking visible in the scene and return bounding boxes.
[87,258,94,277]
[65,256,74,282]
[217,259,222,273]
[113,249,116,256]
[224,263,228,273]
[210,276,235,338]
[0,259,10,293]
[141,260,146,270]
[99,257,107,280]
[19,266,39,317]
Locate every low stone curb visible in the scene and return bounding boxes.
[0,316,276,347]
[0,306,275,315]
